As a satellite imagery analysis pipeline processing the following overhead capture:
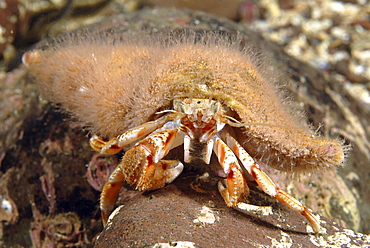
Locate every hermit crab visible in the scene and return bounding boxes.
[22,31,345,234]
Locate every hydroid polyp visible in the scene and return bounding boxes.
[23,31,346,233]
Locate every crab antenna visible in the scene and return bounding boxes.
[224,115,301,130]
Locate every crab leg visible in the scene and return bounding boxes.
[222,132,257,182]
[100,166,125,224]
[184,135,191,163]
[90,116,169,154]
[204,138,214,164]
[213,136,249,207]
[100,128,184,226]
[251,166,321,233]
[223,132,321,233]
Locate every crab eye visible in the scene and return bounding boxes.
[174,100,187,113]
[207,101,220,115]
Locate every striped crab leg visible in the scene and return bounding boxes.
[222,131,321,233]
[89,116,170,155]
[213,136,249,207]
[99,128,184,226]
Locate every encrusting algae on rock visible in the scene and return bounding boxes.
[22,31,347,233]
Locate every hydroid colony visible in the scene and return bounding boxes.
[23,31,346,233]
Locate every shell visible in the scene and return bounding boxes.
[23,31,346,173]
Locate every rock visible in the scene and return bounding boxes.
[95,174,369,247]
